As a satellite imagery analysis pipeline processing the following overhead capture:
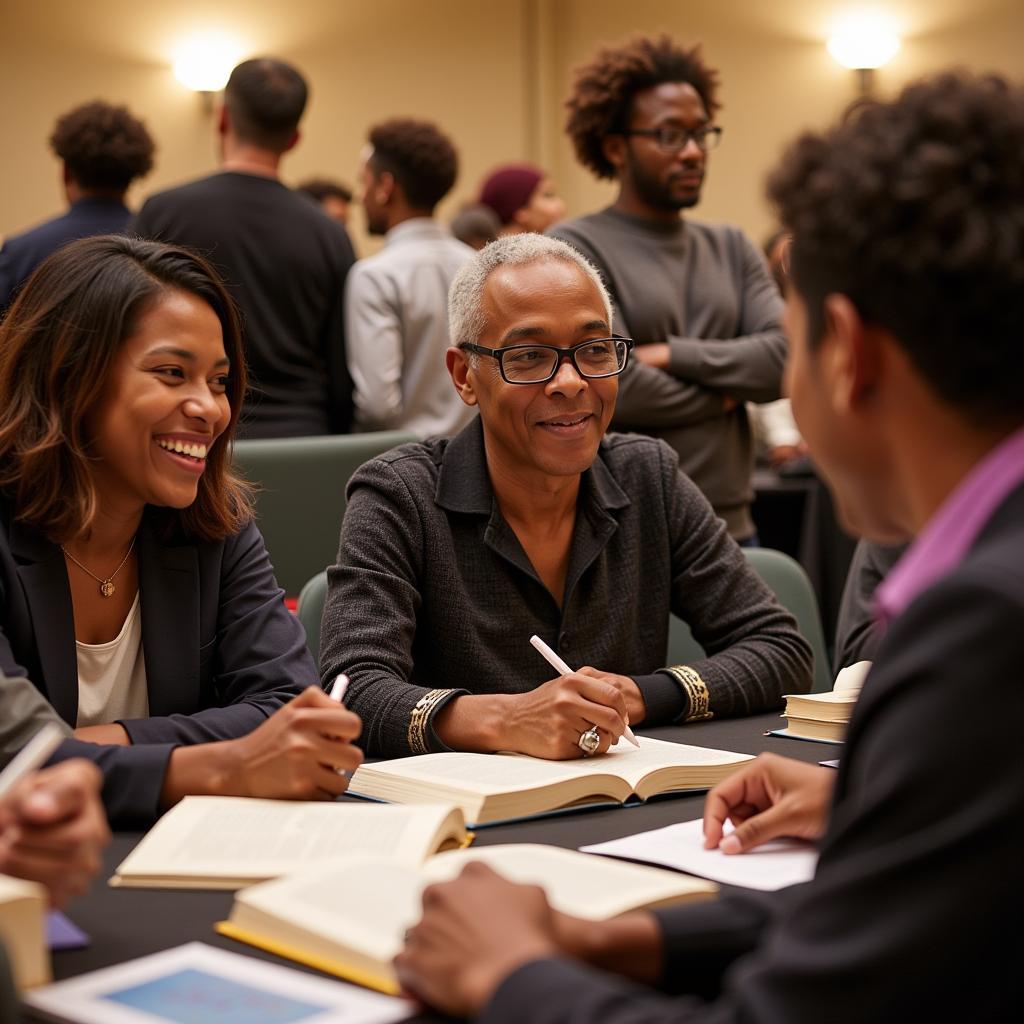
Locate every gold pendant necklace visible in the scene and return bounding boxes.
[61,537,136,598]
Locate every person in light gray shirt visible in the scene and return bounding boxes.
[550,35,786,541]
[346,118,476,439]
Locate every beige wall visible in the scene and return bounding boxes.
[2,0,1021,253]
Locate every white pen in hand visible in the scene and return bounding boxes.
[528,635,640,748]
[0,723,66,800]
[329,673,350,703]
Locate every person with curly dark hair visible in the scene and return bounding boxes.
[132,58,356,439]
[395,71,1024,1024]
[345,118,476,438]
[0,100,154,311]
[550,35,786,542]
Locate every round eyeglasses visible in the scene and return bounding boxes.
[622,125,723,153]
[460,337,634,385]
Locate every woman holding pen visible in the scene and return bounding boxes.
[0,236,362,824]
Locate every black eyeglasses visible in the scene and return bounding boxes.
[460,337,634,385]
[622,125,723,152]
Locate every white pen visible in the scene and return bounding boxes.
[528,634,640,747]
[0,723,66,800]
[329,673,350,703]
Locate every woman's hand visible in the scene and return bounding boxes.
[161,686,364,806]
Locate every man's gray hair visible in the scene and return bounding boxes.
[448,233,614,348]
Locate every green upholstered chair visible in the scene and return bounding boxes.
[667,547,832,693]
[297,570,330,664]
[301,547,830,687]
[233,431,415,597]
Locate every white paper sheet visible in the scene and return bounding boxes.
[581,817,817,892]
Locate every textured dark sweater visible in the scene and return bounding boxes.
[550,209,786,539]
[320,418,811,757]
[132,172,355,438]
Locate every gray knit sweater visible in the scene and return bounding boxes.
[550,209,786,540]
[320,420,811,758]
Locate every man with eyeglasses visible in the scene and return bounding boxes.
[319,234,810,758]
[550,35,786,544]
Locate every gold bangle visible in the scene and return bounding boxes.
[408,688,457,754]
[664,666,713,723]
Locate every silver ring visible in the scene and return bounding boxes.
[578,727,601,756]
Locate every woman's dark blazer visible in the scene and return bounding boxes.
[0,501,317,824]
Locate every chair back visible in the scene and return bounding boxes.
[668,547,832,693]
[297,570,329,664]
[233,431,415,596]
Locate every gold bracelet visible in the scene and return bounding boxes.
[408,688,457,754]
[664,665,713,722]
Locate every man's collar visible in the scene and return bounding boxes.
[384,217,446,246]
[435,418,631,515]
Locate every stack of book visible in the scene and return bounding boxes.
[781,661,871,743]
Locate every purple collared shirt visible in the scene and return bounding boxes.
[876,424,1024,625]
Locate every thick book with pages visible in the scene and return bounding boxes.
[348,735,753,825]
[778,661,870,743]
[110,796,469,890]
[217,844,717,994]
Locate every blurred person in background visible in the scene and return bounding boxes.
[297,177,354,228]
[479,163,567,235]
[133,58,356,438]
[346,118,476,438]
[0,100,154,311]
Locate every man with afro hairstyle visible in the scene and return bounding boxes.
[550,35,786,542]
[345,118,476,438]
[0,100,154,310]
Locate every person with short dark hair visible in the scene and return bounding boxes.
[297,177,354,227]
[345,118,476,438]
[550,35,786,542]
[132,58,356,439]
[450,202,501,251]
[0,100,154,310]
[395,71,1024,1024]
[0,236,362,825]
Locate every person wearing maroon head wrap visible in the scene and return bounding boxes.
[478,163,567,233]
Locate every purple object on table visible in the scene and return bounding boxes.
[47,910,89,951]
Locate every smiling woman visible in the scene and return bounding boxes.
[0,236,363,825]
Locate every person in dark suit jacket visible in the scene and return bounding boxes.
[394,72,1024,1022]
[0,235,362,825]
[0,101,154,311]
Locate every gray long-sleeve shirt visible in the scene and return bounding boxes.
[550,209,787,539]
[319,418,811,758]
[345,218,477,438]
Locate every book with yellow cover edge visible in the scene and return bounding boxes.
[0,873,49,989]
[348,735,754,826]
[772,660,872,745]
[110,796,471,890]
[217,844,718,994]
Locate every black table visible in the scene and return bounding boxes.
[50,714,833,995]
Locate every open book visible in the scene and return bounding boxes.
[348,736,753,826]
[0,873,49,988]
[218,844,717,994]
[779,661,870,743]
[110,796,469,890]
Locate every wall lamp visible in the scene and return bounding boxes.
[827,11,901,95]
[173,34,243,113]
